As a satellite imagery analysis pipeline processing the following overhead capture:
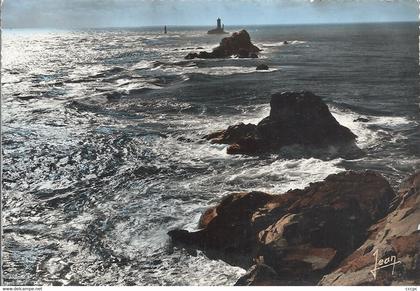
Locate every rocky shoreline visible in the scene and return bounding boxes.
[169,171,419,286]
[170,30,418,286]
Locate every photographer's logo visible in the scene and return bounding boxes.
[370,249,401,279]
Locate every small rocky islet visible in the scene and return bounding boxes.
[169,30,419,286]
[185,29,261,59]
[205,90,361,159]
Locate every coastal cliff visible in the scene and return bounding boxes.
[168,171,420,286]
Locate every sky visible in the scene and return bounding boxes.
[2,0,419,28]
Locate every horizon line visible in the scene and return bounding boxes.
[2,20,419,30]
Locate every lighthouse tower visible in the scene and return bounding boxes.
[217,18,222,29]
[207,17,227,34]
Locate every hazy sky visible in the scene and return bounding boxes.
[2,0,419,28]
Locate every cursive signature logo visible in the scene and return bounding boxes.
[370,249,402,279]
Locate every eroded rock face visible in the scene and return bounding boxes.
[170,191,273,266]
[185,30,261,59]
[168,171,396,283]
[318,171,420,286]
[205,91,360,158]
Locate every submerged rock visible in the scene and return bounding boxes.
[205,91,360,158]
[168,171,396,283]
[354,116,369,123]
[185,30,261,59]
[256,64,269,70]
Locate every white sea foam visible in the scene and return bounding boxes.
[330,105,416,148]
[225,157,344,194]
[131,60,157,70]
[330,106,378,148]
[153,64,278,76]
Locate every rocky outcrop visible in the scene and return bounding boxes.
[169,191,273,266]
[185,30,261,59]
[168,171,408,285]
[319,171,420,286]
[205,91,360,158]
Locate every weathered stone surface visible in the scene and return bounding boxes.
[198,207,217,229]
[168,171,396,283]
[169,191,273,266]
[185,30,261,59]
[319,171,420,286]
[205,91,360,158]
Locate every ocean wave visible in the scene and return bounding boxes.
[330,106,416,149]
[153,65,278,76]
[225,157,344,194]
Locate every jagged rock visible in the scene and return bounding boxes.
[256,64,269,70]
[185,30,261,59]
[205,91,359,158]
[168,171,395,282]
[318,171,420,286]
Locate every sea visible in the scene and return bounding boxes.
[2,22,419,285]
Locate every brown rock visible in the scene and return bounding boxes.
[168,171,395,282]
[319,171,420,286]
[227,138,259,155]
[204,123,256,145]
[198,207,217,229]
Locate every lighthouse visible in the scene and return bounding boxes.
[207,17,228,34]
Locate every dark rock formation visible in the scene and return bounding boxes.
[169,171,403,284]
[205,91,360,158]
[235,264,281,286]
[185,30,261,59]
[208,28,228,34]
[319,171,420,286]
[205,123,257,145]
[256,64,269,70]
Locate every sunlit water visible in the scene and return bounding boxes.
[2,23,419,285]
